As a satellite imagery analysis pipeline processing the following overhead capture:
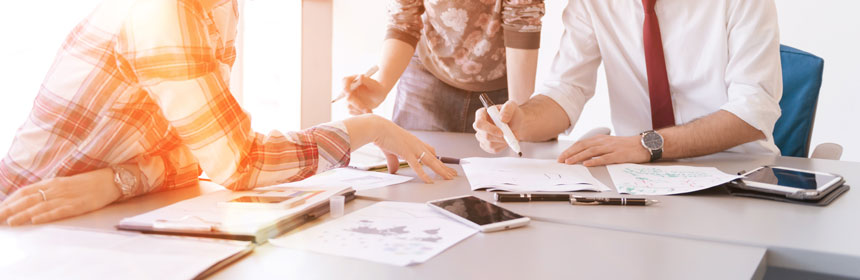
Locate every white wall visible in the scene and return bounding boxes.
[331,0,860,162]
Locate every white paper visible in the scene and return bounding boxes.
[349,144,405,170]
[607,164,741,195]
[0,227,250,280]
[270,202,478,266]
[460,157,610,192]
[279,167,413,191]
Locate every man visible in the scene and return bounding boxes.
[474,0,782,166]
[0,0,456,226]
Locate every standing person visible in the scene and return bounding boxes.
[340,0,545,133]
[0,0,456,226]
[473,0,782,164]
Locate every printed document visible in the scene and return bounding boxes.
[460,157,610,192]
[607,164,740,195]
[280,167,413,191]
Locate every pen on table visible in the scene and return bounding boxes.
[368,156,460,172]
[478,93,522,157]
[331,65,380,103]
[494,193,658,206]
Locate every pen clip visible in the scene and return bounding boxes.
[478,93,494,108]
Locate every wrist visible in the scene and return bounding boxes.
[344,114,385,150]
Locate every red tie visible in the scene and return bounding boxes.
[642,0,675,129]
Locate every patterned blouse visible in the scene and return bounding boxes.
[387,0,545,92]
[0,0,351,200]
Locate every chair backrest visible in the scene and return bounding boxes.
[773,45,824,157]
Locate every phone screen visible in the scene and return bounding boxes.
[228,196,292,204]
[744,167,839,190]
[430,196,523,226]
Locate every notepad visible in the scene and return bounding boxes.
[460,157,610,192]
[0,227,252,279]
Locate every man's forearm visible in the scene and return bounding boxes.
[505,48,539,104]
[660,110,766,159]
[516,95,571,142]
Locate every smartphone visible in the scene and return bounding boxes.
[740,166,844,199]
[427,195,530,232]
[217,195,306,210]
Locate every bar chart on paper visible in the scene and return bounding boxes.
[269,202,478,266]
[606,164,740,195]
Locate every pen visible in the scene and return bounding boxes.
[478,93,522,157]
[494,193,570,202]
[368,156,459,172]
[332,65,380,103]
[570,196,658,206]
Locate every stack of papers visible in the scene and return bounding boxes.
[460,157,610,192]
[607,163,740,195]
[279,167,413,191]
[270,202,478,266]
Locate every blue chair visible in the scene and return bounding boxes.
[773,45,841,159]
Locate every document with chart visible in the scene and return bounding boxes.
[460,157,610,192]
[269,202,478,266]
[607,164,740,195]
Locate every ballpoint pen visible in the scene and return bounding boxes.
[494,193,570,202]
[570,196,658,206]
[331,65,380,103]
[478,93,522,157]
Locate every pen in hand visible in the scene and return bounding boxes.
[479,93,522,157]
[332,65,380,103]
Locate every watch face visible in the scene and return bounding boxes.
[642,132,663,149]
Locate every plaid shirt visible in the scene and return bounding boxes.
[0,0,351,200]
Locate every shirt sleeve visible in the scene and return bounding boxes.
[501,0,545,49]
[118,0,351,191]
[385,0,424,48]
[719,0,783,145]
[534,0,601,134]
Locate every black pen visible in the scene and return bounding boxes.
[437,156,460,164]
[495,193,571,202]
[570,196,658,206]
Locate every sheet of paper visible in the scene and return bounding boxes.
[0,227,250,280]
[279,167,413,191]
[607,164,741,195]
[460,157,610,192]
[270,201,478,266]
[349,144,405,170]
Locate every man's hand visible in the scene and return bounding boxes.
[473,100,525,153]
[557,135,651,166]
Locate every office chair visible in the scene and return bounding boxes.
[774,45,842,160]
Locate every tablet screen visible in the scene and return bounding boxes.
[744,167,839,190]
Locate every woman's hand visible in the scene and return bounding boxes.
[340,74,388,115]
[0,168,120,226]
[345,115,457,183]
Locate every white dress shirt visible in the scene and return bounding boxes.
[536,0,782,154]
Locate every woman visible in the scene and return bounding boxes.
[0,0,455,226]
[341,0,545,132]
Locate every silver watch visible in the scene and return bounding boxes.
[111,165,137,199]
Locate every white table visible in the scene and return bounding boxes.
[356,131,860,278]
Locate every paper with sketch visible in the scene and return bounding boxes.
[279,167,413,191]
[607,164,740,195]
[460,157,610,192]
[349,144,405,170]
[270,202,478,266]
[0,227,251,280]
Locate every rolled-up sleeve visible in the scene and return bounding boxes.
[501,0,545,49]
[385,0,424,48]
[719,0,782,145]
[535,0,601,134]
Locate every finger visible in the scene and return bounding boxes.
[564,145,612,165]
[583,152,625,167]
[0,193,44,222]
[558,138,601,163]
[405,156,433,184]
[30,205,77,225]
[426,156,457,180]
[476,130,505,144]
[341,75,359,92]
[473,108,504,136]
[498,101,519,123]
[0,183,44,207]
[384,151,400,174]
[6,199,55,226]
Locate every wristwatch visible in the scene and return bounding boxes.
[640,130,664,162]
[111,165,137,199]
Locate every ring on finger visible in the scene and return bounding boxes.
[417,152,426,163]
[38,189,47,202]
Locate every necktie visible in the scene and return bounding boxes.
[642,0,675,129]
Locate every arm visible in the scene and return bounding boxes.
[660,110,764,159]
[501,0,545,104]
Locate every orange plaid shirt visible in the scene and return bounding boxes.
[0,0,351,200]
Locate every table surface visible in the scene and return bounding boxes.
[0,181,766,280]
[355,131,860,278]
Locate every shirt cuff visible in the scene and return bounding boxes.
[719,85,782,148]
[503,29,541,49]
[535,85,589,135]
[386,29,420,49]
[313,121,352,172]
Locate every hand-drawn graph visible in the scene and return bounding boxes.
[269,202,477,266]
[607,164,740,195]
[461,157,610,192]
